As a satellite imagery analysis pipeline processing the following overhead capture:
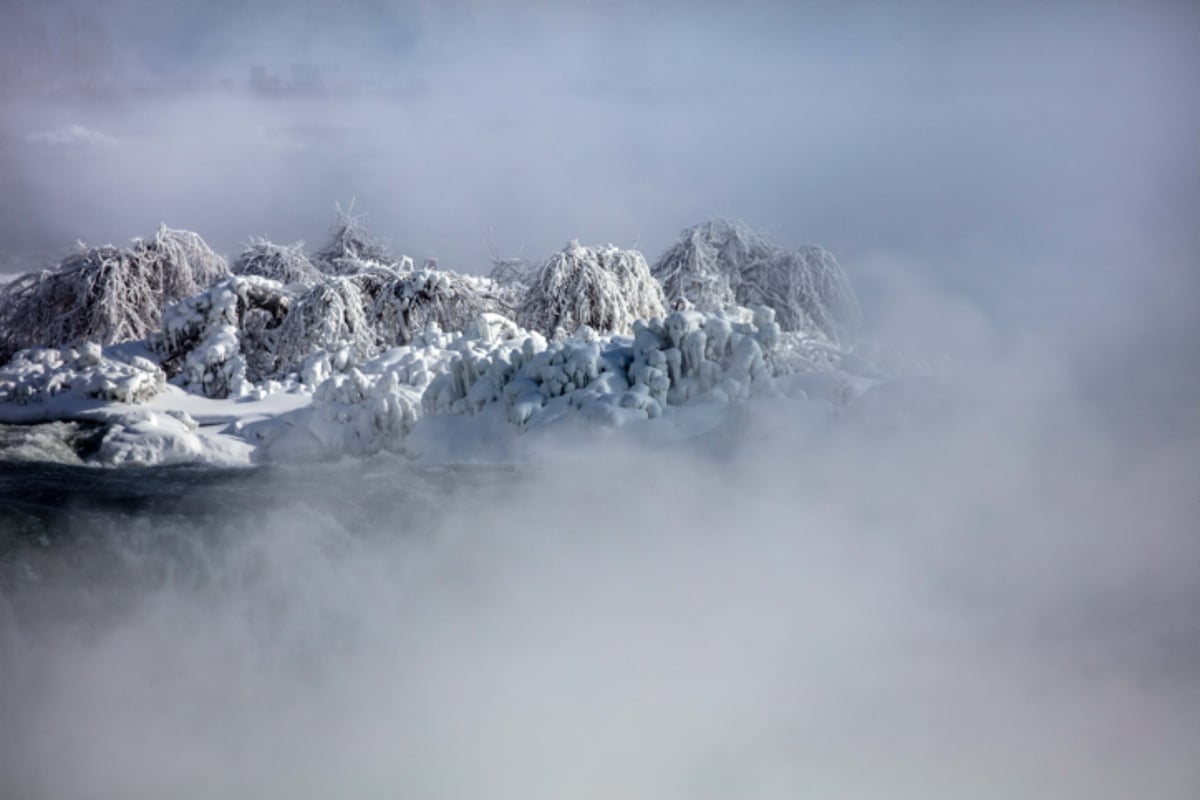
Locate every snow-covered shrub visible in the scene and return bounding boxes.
[232,238,321,287]
[90,408,244,468]
[424,306,780,427]
[272,267,506,382]
[487,257,534,293]
[157,275,291,397]
[652,219,860,345]
[737,244,860,345]
[314,205,392,274]
[135,225,229,297]
[0,225,228,363]
[364,269,503,348]
[518,241,665,337]
[273,275,384,378]
[0,343,165,406]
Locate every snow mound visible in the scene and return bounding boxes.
[652,219,860,345]
[518,241,666,337]
[424,306,779,429]
[232,238,321,287]
[0,343,165,406]
[0,225,228,363]
[92,408,254,467]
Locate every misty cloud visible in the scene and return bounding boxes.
[1,1,1198,797]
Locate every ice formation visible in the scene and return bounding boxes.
[254,321,472,460]
[652,219,860,345]
[425,306,780,428]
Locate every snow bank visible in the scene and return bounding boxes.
[0,344,251,467]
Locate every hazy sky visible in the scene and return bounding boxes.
[2,2,1197,322]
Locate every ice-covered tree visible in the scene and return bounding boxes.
[274,277,377,374]
[650,219,739,312]
[485,233,536,313]
[518,241,665,337]
[0,225,227,363]
[737,244,860,346]
[652,219,860,345]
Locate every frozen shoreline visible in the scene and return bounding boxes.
[0,307,893,469]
